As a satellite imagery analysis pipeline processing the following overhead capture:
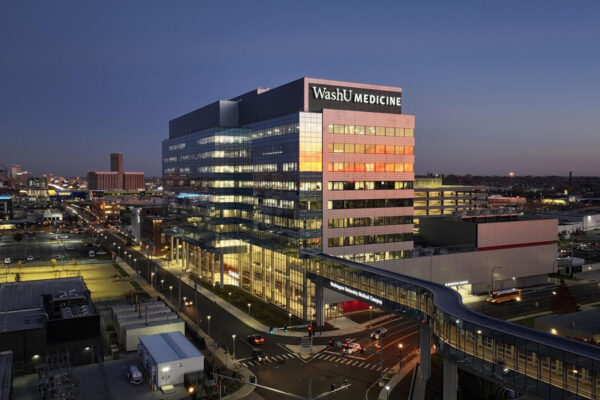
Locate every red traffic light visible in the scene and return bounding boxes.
[307,326,312,331]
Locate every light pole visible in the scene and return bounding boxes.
[169,285,173,301]
[232,334,236,360]
[161,279,165,292]
[247,303,251,316]
[151,272,155,290]
[490,266,503,296]
[228,292,232,303]
[398,343,404,369]
[369,305,373,321]
[385,385,390,400]
[509,171,515,196]
[288,312,292,328]
[207,315,211,338]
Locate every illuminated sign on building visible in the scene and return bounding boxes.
[309,84,402,114]
[444,280,469,287]
[329,281,383,306]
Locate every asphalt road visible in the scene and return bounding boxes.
[468,281,600,320]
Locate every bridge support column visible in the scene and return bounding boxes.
[419,323,431,380]
[443,359,458,400]
[175,238,180,264]
[315,283,325,327]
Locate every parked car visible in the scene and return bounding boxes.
[248,334,265,345]
[370,327,388,340]
[343,343,362,355]
[26,255,34,261]
[3,258,10,265]
[251,348,268,363]
[127,365,143,384]
[89,250,96,258]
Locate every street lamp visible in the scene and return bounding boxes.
[398,343,403,369]
[288,312,292,327]
[160,279,164,292]
[228,292,232,303]
[247,303,251,316]
[385,385,390,400]
[151,272,155,288]
[207,315,212,337]
[490,266,503,296]
[232,334,236,359]
[369,305,373,321]
[169,285,173,300]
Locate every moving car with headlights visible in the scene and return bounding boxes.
[370,327,388,340]
[251,348,268,363]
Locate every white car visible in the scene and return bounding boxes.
[127,365,143,384]
[3,258,10,265]
[342,342,362,355]
[26,255,34,261]
[370,327,388,340]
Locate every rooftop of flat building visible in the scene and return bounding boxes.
[0,277,95,332]
[139,331,203,364]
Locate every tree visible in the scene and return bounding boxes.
[550,280,579,314]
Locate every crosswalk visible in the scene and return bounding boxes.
[240,351,391,374]
[311,352,388,372]
[239,352,300,367]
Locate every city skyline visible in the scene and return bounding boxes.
[1,1,599,177]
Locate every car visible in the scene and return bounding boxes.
[183,297,193,306]
[248,334,265,345]
[127,365,143,384]
[55,255,63,260]
[251,348,268,363]
[49,236,57,240]
[370,327,388,340]
[3,258,10,265]
[26,255,34,262]
[343,342,362,355]
[96,250,106,255]
[89,250,96,258]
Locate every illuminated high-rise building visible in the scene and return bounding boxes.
[162,77,415,319]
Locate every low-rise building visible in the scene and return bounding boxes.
[137,331,204,390]
[0,278,102,374]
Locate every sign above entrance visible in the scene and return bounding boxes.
[309,84,402,114]
[329,281,383,306]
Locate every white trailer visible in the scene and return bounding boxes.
[137,331,204,389]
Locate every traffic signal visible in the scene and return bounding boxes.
[269,327,274,334]
[330,384,336,391]
[307,325,312,336]
[329,338,334,347]
[283,326,288,332]
[360,345,363,353]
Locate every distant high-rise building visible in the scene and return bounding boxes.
[88,153,144,190]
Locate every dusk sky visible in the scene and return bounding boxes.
[1,1,599,177]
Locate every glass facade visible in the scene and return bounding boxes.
[162,79,414,320]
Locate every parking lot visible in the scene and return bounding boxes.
[0,231,101,263]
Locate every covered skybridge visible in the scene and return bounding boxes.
[301,248,600,400]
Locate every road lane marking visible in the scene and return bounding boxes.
[383,367,389,373]
[358,362,365,368]
[351,360,359,366]
[370,364,378,370]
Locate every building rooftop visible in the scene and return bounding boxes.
[0,277,89,312]
[139,331,203,364]
[0,277,94,332]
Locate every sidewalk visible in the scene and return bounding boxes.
[116,258,256,400]
[155,258,374,338]
[374,352,419,400]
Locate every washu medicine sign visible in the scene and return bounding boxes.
[309,83,402,114]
